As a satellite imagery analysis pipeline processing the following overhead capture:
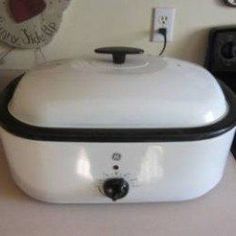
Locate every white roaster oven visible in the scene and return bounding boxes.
[0,47,235,203]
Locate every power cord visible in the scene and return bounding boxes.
[158,28,167,56]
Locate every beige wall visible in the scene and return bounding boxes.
[1,0,236,69]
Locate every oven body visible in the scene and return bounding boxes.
[1,127,235,203]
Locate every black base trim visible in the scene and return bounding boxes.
[0,76,236,142]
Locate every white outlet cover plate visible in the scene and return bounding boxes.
[151,7,176,42]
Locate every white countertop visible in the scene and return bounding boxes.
[0,143,236,236]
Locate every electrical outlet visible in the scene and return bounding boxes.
[151,7,176,42]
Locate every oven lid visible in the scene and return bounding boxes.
[8,56,228,129]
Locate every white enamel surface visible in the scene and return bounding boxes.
[1,128,235,203]
[8,56,228,128]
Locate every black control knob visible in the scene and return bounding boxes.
[103,178,129,201]
[221,42,236,59]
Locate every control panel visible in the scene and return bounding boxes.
[97,152,140,202]
[206,27,236,75]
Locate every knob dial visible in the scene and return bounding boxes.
[221,42,236,59]
[103,178,129,201]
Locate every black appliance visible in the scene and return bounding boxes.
[205,26,236,155]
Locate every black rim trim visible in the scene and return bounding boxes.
[0,76,235,142]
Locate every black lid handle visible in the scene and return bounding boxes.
[94,47,144,64]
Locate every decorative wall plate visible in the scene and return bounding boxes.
[223,0,236,7]
[0,0,71,49]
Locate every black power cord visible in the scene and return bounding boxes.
[158,28,167,56]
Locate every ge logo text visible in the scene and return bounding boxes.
[112,153,122,161]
